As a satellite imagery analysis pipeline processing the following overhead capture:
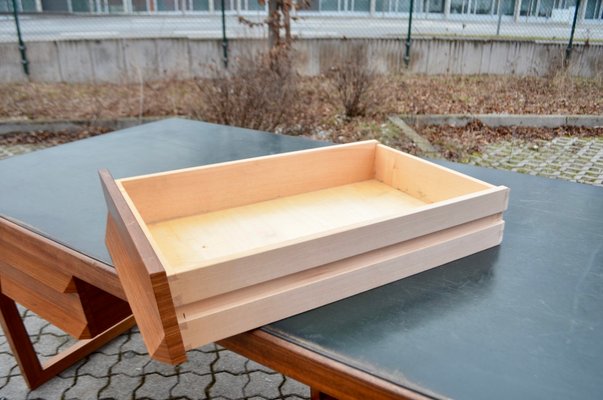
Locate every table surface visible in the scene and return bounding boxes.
[1,119,602,400]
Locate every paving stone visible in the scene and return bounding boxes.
[280,377,310,399]
[180,349,217,376]
[25,375,75,399]
[244,371,283,399]
[213,350,247,375]
[97,373,143,399]
[209,372,247,399]
[110,352,148,377]
[143,358,180,377]
[34,333,71,359]
[63,374,107,400]
[470,137,603,187]
[0,353,16,378]
[40,322,70,337]
[98,332,131,356]
[76,353,119,378]
[119,331,149,354]
[58,358,88,379]
[0,375,30,400]
[22,315,50,337]
[170,372,212,399]
[246,359,277,374]
[135,373,178,399]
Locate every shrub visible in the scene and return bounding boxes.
[197,49,301,134]
[328,53,378,118]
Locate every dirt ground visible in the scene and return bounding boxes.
[1,73,601,160]
[1,74,601,121]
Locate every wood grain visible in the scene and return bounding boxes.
[0,261,130,339]
[374,144,494,203]
[120,140,378,224]
[151,180,426,270]
[100,169,187,365]
[0,216,125,300]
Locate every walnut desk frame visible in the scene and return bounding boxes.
[1,119,602,400]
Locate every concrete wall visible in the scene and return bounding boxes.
[1,38,601,83]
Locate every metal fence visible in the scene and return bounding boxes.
[2,0,602,42]
[1,0,602,77]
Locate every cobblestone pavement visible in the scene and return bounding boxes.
[0,307,309,400]
[1,134,602,399]
[469,137,603,187]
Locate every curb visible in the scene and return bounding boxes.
[0,117,167,136]
[401,114,603,128]
[387,116,439,157]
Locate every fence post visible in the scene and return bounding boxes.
[565,0,581,67]
[11,0,30,76]
[221,0,229,68]
[404,0,414,67]
[496,0,503,36]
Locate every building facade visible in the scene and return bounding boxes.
[2,0,602,20]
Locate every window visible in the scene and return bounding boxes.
[132,0,148,11]
[213,0,233,10]
[320,0,338,11]
[426,0,444,12]
[21,0,38,11]
[585,0,603,18]
[375,0,411,13]
[42,0,70,11]
[247,0,264,11]
[352,0,370,11]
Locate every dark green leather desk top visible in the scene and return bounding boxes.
[1,119,602,399]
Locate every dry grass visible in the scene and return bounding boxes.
[1,73,601,160]
[2,74,600,122]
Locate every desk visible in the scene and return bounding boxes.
[1,119,602,399]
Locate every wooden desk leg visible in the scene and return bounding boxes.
[311,388,339,400]
[0,291,135,389]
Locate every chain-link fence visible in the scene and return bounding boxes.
[1,0,601,79]
[1,0,601,42]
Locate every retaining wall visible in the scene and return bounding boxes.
[1,38,601,83]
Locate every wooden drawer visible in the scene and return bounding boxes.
[100,141,509,364]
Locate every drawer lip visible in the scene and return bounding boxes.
[100,140,509,364]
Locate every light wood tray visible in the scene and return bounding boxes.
[100,140,509,364]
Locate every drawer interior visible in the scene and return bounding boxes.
[147,179,427,271]
[118,141,493,277]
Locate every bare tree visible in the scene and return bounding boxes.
[240,0,309,48]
